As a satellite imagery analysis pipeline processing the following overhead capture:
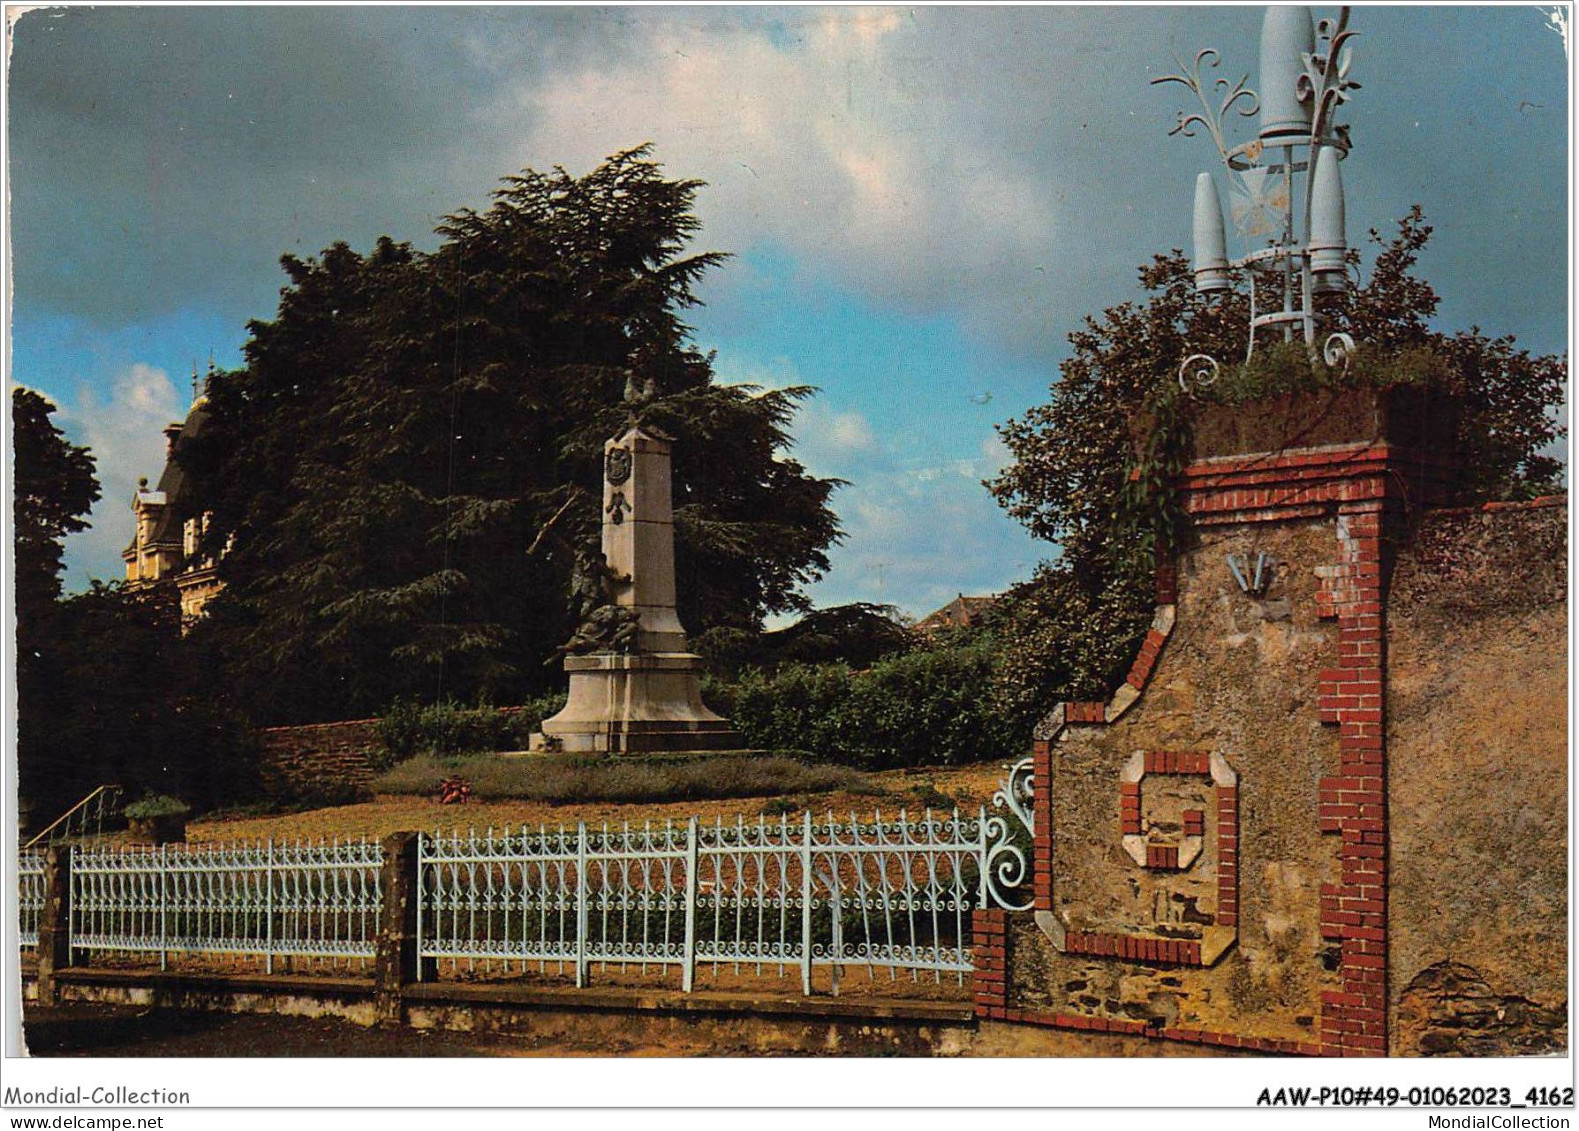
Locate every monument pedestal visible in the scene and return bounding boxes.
[531,422,742,757]
[531,652,739,754]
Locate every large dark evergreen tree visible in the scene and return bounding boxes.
[186,148,842,723]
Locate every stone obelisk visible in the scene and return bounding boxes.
[531,425,739,754]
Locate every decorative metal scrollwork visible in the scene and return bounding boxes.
[991,755,1035,838]
[1178,352,1222,394]
[1297,14,1361,150]
[1323,331,1355,372]
[1151,49,1260,167]
[984,756,1036,912]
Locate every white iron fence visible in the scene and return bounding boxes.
[418,759,1034,993]
[21,758,1036,996]
[70,839,383,971]
[18,851,44,949]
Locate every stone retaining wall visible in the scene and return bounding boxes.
[254,706,537,802]
[255,718,382,802]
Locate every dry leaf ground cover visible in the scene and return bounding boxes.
[190,759,1014,844]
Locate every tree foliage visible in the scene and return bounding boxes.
[12,393,250,824]
[695,601,915,676]
[13,388,99,620]
[185,147,842,724]
[988,207,1566,723]
[14,388,99,827]
[20,583,257,825]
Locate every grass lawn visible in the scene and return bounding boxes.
[189,759,1016,844]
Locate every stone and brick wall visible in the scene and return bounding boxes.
[985,401,1565,1058]
[255,705,541,802]
[1023,515,1341,1051]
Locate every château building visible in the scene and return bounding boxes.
[123,390,223,625]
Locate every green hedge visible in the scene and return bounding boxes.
[706,639,1028,770]
[372,692,567,767]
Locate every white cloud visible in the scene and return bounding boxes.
[500,9,1061,353]
[57,363,186,588]
[814,463,1040,618]
[788,399,877,479]
[713,352,876,476]
[711,353,804,393]
[979,431,1013,475]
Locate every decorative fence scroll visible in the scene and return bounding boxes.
[20,757,1036,996]
[70,839,382,971]
[418,758,1035,993]
[18,852,44,950]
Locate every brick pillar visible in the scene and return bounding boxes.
[35,847,73,1007]
[374,831,432,1027]
[1316,500,1391,1056]
[1031,739,1054,912]
[971,908,1009,1019]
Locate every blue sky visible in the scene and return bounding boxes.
[7,5,1569,619]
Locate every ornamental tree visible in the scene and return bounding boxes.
[986,207,1566,724]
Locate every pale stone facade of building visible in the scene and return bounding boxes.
[123,394,223,625]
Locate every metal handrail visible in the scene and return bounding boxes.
[23,784,123,850]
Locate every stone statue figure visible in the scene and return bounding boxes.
[569,547,629,619]
[545,548,639,664]
[548,604,641,663]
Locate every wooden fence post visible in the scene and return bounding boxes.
[374,831,430,1027]
[35,847,73,1007]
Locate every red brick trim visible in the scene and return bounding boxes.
[1119,780,1142,836]
[1054,603,1177,736]
[1180,443,1453,526]
[1217,784,1240,928]
[1126,626,1169,690]
[1064,701,1107,724]
[1144,750,1211,775]
[1031,740,1054,911]
[1064,931,1203,965]
[1146,844,1181,870]
[1312,502,1391,1057]
[971,909,1009,1018]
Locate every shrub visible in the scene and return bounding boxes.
[372,693,566,767]
[122,794,190,820]
[696,602,915,676]
[717,638,1030,770]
